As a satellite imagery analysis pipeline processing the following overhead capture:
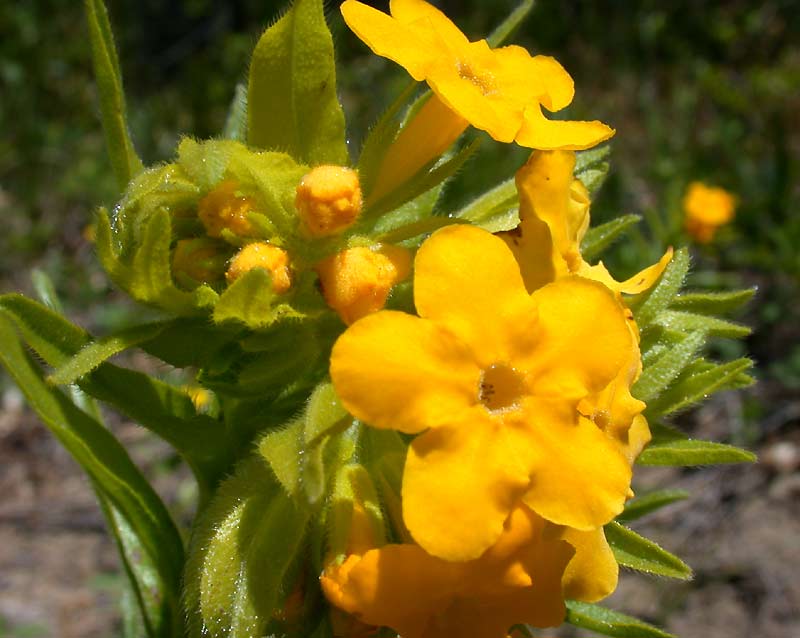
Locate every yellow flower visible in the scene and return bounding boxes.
[198,179,255,238]
[502,150,673,295]
[295,165,363,237]
[226,241,292,293]
[330,225,638,561]
[321,506,575,638]
[341,0,614,151]
[315,245,411,325]
[683,181,736,243]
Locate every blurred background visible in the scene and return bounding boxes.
[1,1,798,636]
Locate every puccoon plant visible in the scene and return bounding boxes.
[0,1,757,636]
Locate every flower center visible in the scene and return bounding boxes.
[479,363,526,412]
[456,60,497,96]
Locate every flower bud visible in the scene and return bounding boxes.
[198,179,255,238]
[226,242,291,293]
[315,245,411,324]
[295,165,362,237]
[171,238,227,288]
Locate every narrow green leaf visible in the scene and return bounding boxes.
[645,358,754,418]
[486,0,535,47]
[248,0,348,164]
[618,489,689,523]
[84,0,143,191]
[223,83,248,141]
[653,310,750,339]
[453,176,519,230]
[565,601,675,638]
[575,144,612,174]
[31,269,63,312]
[358,81,418,200]
[649,422,688,444]
[581,214,641,261]
[633,330,705,402]
[376,215,459,244]
[0,296,233,495]
[638,439,757,466]
[49,322,167,386]
[631,247,690,328]
[0,315,183,636]
[605,521,692,580]
[671,288,755,315]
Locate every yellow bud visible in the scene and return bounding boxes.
[315,245,411,324]
[295,165,362,237]
[171,238,226,286]
[198,179,254,238]
[226,242,292,293]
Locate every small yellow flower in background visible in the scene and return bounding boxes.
[321,506,575,637]
[316,245,411,325]
[198,179,255,238]
[683,181,736,243]
[295,165,363,237]
[330,225,640,562]
[341,0,614,151]
[504,150,672,294]
[225,241,292,292]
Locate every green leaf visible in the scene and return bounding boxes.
[653,310,750,339]
[631,247,690,329]
[671,288,755,315]
[0,314,184,637]
[575,144,611,195]
[565,601,674,638]
[48,322,168,386]
[633,330,705,402]
[453,176,519,232]
[84,0,143,192]
[185,456,311,638]
[486,0,535,47]
[375,215,459,244]
[617,489,689,523]
[130,209,196,313]
[213,268,278,329]
[248,0,348,165]
[0,295,234,496]
[223,83,248,142]
[604,521,692,580]
[638,439,757,466]
[357,81,418,200]
[581,215,641,262]
[645,358,754,418]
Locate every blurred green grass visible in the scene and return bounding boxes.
[1,0,798,405]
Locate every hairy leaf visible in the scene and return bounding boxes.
[605,521,692,580]
[617,489,689,523]
[638,439,757,466]
[581,215,641,262]
[565,601,674,638]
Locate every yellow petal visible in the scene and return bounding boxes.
[522,400,632,530]
[517,104,615,151]
[321,548,460,638]
[414,225,537,367]
[390,0,468,49]
[340,0,436,80]
[560,526,618,602]
[491,51,575,112]
[403,416,532,561]
[499,215,557,293]
[523,277,635,400]
[614,247,674,294]
[625,415,652,463]
[330,310,480,434]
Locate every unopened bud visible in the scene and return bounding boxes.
[226,242,291,293]
[198,179,254,238]
[315,245,411,324]
[295,165,362,237]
